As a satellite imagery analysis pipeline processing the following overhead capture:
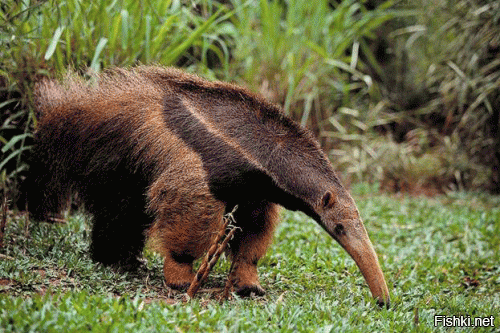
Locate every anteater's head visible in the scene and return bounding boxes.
[313,188,390,308]
[252,101,390,306]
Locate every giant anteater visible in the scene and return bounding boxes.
[26,66,389,305]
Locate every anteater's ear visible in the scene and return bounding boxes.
[322,191,335,209]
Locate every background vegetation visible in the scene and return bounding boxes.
[1,0,499,200]
[1,1,499,331]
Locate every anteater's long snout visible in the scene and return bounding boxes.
[329,219,390,307]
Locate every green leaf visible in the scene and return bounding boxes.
[0,146,31,171]
[151,15,178,55]
[144,15,152,63]
[0,99,18,110]
[162,7,224,65]
[121,9,129,50]
[1,133,32,153]
[90,38,108,73]
[44,26,64,60]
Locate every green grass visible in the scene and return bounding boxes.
[1,185,499,332]
[6,0,230,72]
[2,0,499,202]
[229,0,395,119]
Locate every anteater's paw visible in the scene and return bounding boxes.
[235,284,266,297]
[116,257,149,275]
[96,255,144,273]
[165,281,192,291]
[163,255,195,292]
[163,270,195,292]
[113,261,141,273]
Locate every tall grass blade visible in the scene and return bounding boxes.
[121,9,129,50]
[151,15,177,56]
[90,38,108,72]
[0,147,31,172]
[44,26,64,60]
[162,7,224,65]
[144,15,152,63]
[1,134,31,153]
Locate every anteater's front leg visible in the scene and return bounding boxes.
[229,201,280,296]
[147,173,226,291]
[149,199,226,290]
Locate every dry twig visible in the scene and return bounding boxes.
[221,259,239,302]
[186,206,239,299]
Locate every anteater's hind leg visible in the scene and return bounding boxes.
[25,177,66,221]
[89,208,152,271]
[228,201,280,296]
[79,172,153,271]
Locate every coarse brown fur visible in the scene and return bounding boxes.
[26,66,350,296]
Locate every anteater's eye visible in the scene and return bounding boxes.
[322,191,335,209]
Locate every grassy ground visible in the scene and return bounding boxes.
[0,184,499,332]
